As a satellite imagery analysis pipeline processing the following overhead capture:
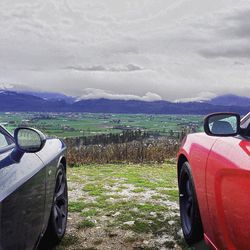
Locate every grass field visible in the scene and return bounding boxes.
[0,112,203,138]
[57,162,191,250]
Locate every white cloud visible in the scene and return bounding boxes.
[0,83,14,90]
[175,92,217,103]
[78,88,162,102]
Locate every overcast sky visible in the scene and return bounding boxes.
[0,0,250,101]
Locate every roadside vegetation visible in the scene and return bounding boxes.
[57,163,190,250]
[66,138,180,165]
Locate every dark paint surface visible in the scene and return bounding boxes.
[0,126,66,250]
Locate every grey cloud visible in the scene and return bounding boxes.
[66,65,106,72]
[0,0,250,101]
[223,9,250,39]
[199,7,250,59]
[200,46,250,59]
[234,61,245,65]
[64,64,144,72]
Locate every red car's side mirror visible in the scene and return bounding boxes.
[204,112,241,137]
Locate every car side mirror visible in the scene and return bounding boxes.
[204,113,241,137]
[14,127,46,153]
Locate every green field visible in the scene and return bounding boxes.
[0,112,203,138]
[58,163,192,250]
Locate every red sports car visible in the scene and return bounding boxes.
[177,112,250,250]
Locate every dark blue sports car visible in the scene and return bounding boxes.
[0,126,68,249]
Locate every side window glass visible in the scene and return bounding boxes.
[0,133,11,148]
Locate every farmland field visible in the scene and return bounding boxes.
[0,112,203,138]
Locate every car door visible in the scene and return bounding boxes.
[0,127,46,250]
[205,135,250,250]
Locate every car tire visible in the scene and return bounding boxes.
[39,163,68,249]
[179,161,203,245]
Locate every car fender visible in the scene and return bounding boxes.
[35,138,67,236]
[178,133,218,241]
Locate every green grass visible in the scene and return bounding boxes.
[68,201,87,212]
[132,187,145,193]
[128,221,151,233]
[77,219,96,229]
[159,189,179,201]
[137,203,166,212]
[82,184,106,196]
[68,163,179,220]
[64,163,191,249]
[81,209,99,217]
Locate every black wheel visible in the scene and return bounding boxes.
[179,162,203,245]
[39,163,68,249]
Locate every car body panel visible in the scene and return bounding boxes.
[206,136,250,250]
[178,113,250,250]
[36,139,67,235]
[0,151,46,249]
[178,133,218,243]
[0,130,67,250]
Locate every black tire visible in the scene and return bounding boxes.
[179,162,203,245]
[39,163,68,249]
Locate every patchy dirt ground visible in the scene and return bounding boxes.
[56,162,191,250]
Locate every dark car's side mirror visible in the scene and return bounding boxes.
[14,127,46,153]
[204,113,241,137]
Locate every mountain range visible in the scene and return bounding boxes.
[206,94,250,107]
[0,88,249,115]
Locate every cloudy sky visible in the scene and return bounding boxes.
[0,0,250,101]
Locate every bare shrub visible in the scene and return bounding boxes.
[65,138,180,165]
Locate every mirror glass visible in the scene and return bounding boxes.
[17,128,42,152]
[208,114,238,135]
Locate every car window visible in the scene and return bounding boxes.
[0,126,14,150]
[240,113,250,137]
[0,133,10,148]
[241,112,250,129]
[243,119,250,129]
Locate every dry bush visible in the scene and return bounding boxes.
[65,138,180,166]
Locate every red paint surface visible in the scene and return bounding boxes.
[178,134,250,250]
